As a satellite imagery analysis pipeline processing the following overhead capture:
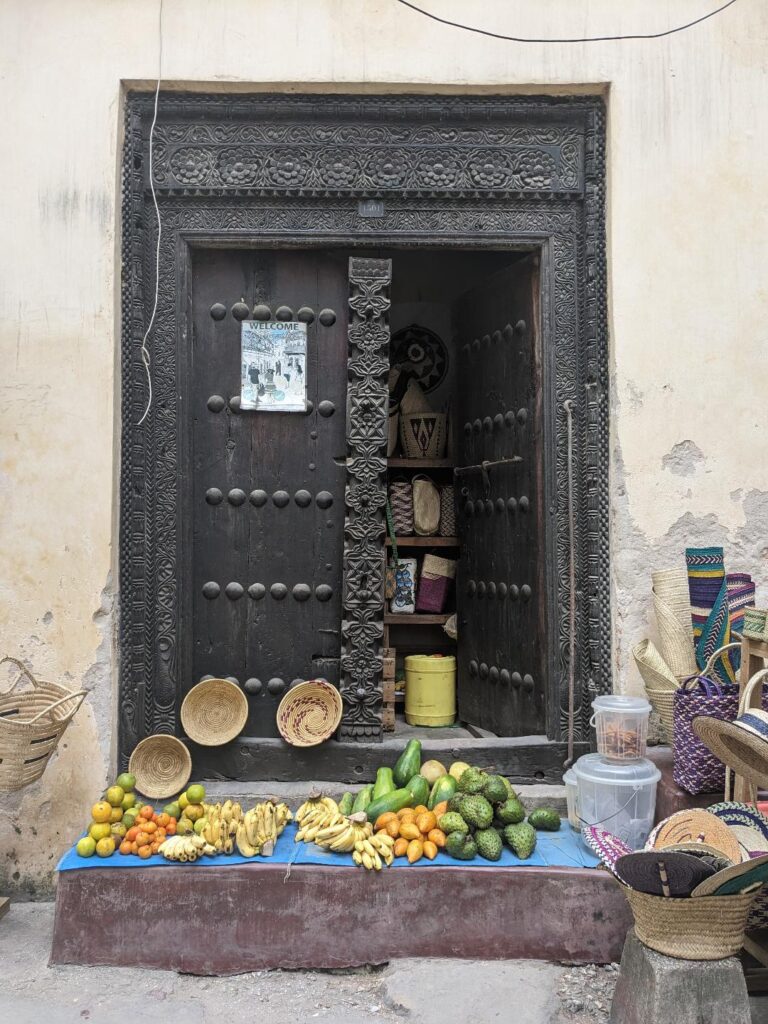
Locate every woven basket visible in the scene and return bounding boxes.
[439,485,456,536]
[744,608,768,642]
[633,639,678,743]
[276,679,342,747]
[652,568,697,679]
[129,735,192,800]
[180,678,248,746]
[0,657,86,792]
[646,688,676,744]
[400,412,447,459]
[624,886,755,960]
[389,479,414,535]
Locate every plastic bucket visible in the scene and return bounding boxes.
[404,655,456,727]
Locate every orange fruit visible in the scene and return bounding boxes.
[156,813,170,828]
[88,822,112,842]
[135,832,151,847]
[143,820,157,834]
[119,840,132,855]
[184,803,204,823]
[166,822,176,836]
[140,806,154,821]
[138,844,152,859]
[95,837,115,858]
[109,807,124,824]
[91,801,112,824]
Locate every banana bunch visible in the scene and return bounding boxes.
[158,834,216,862]
[313,812,373,854]
[295,794,340,836]
[352,832,395,871]
[200,799,243,855]
[235,800,292,858]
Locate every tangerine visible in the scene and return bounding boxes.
[138,844,152,859]
[119,840,132,855]
[135,832,151,847]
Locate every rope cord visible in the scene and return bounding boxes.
[394,0,741,45]
[137,0,164,427]
[564,399,576,767]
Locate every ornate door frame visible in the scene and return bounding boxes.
[119,92,609,774]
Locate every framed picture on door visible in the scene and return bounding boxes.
[241,320,308,411]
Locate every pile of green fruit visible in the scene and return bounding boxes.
[437,765,562,862]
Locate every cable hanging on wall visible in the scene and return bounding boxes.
[137,0,165,427]
[394,0,741,44]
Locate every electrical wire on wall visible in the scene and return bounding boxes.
[137,0,165,427]
[394,0,741,44]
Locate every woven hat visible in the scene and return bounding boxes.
[581,825,632,876]
[180,678,248,746]
[615,850,715,897]
[128,734,192,800]
[649,809,742,865]
[692,852,768,897]
[694,699,768,792]
[276,679,342,747]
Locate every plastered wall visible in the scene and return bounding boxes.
[1,0,767,891]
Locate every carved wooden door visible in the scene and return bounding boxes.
[188,249,349,737]
[454,256,545,736]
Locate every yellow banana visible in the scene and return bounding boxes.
[236,821,259,857]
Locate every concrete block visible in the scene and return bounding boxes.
[610,929,750,1024]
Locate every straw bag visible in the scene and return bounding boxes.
[652,568,697,679]
[632,639,677,743]
[416,554,457,614]
[0,657,86,792]
[412,475,440,536]
[389,479,413,536]
[744,608,768,642]
[399,377,431,416]
[673,642,760,795]
[623,886,756,960]
[400,412,447,459]
[439,485,456,537]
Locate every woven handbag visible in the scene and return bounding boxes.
[672,642,762,795]
[412,475,440,536]
[439,485,456,537]
[388,479,413,536]
[416,554,457,613]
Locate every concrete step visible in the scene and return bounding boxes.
[201,779,566,813]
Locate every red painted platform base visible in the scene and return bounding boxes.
[51,863,632,974]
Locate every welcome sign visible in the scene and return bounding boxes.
[241,321,308,412]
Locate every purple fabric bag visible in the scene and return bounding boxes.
[673,673,740,795]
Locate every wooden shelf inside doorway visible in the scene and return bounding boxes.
[386,536,458,547]
[384,613,452,626]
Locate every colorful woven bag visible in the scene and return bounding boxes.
[673,673,740,795]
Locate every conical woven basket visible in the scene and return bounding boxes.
[129,735,192,800]
[624,886,756,960]
[276,679,343,747]
[180,678,248,746]
[652,568,697,679]
[633,639,679,743]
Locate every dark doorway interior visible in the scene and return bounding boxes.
[188,245,543,748]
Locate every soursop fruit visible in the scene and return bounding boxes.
[503,777,518,800]
[504,822,537,860]
[459,794,494,830]
[475,827,503,862]
[528,807,561,832]
[495,798,526,826]
[448,793,466,813]
[457,766,487,794]
[445,831,477,860]
[482,774,509,805]
[438,812,469,835]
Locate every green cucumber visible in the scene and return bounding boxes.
[372,766,396,801]
[428,774,458,810]
[364,788,414,824]
[352,784,373,814]
[405,773,430,807]
[393,739,422,788]
[337,792,354,816]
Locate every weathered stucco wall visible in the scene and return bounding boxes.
[1,0,767,891]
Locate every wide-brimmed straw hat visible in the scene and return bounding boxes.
[694,672,768,791]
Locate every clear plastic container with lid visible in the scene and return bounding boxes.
[574,753,661,850]
[591,694,652,761]
[563,768,579,832]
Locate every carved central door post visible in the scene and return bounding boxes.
[339,258,392,742]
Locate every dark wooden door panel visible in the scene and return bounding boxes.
[455,255,545,736]
[189,249,348,736]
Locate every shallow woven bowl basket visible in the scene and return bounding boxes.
[180,678,248,746]
[276,680,343,747]
[624,887,755,960]
[129,734,192,800]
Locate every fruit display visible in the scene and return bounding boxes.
[373,803,448,863]
[71,743,564,873]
